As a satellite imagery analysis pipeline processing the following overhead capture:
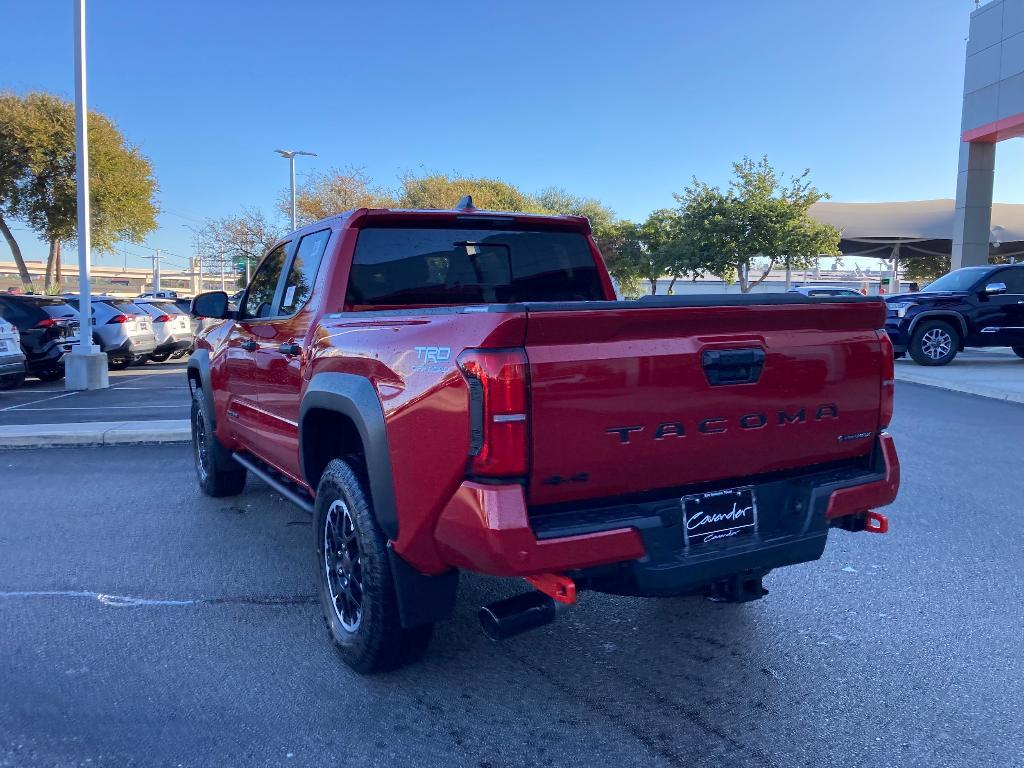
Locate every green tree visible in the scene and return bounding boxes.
[534,186,617,236]
[398,172,543,212]
[676,156,840,293]
[282,166,394,226]
[0,92,158,292]
[899,252,949,285]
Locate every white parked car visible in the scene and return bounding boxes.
[0,317,28,389]
[134,299,194,362]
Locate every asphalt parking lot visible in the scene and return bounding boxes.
[0,362,189,426]
[1,383,1022,768]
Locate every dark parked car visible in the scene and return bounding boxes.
[0,295,79,382]
[885,264,1024,365]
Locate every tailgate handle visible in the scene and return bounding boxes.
[701,348,765,386]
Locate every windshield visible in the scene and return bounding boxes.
[922,268,990,293]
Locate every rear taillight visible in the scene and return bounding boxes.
[107,314,129,324]
[457,348,529,478]
[35,318,57,328]
[877,330,895,429]
[154,314,171,323]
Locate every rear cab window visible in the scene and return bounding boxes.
[345,227,605,308]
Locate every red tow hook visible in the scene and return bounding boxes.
[864,510,889,534]
[525,573,577,605]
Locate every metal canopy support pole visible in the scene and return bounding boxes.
[890,244,900,295]
[65,0,108,390]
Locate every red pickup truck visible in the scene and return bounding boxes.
[187,199,900,673]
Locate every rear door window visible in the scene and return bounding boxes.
[280,229,330,315]
[346,227,604,307]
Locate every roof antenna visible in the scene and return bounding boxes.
[455,195,476,211]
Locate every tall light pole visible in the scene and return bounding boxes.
[181,223,204,294]
[66,0,108,390]
[275,149,316,231]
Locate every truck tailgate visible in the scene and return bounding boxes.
[525,299,887,506]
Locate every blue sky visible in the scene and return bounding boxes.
[2,0,1018,270]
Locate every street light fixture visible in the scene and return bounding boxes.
[275,149,317,232]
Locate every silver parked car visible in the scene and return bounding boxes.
[134,299,193,362]
[787,285,863,297]
[0,316,27,389]
[64,296,158,370]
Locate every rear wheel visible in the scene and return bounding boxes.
[191,388,247,497]
[1013,345,1024,359]
[0,372,26,390]
[108,354,131,371]
[909,320,959,366]
[315,458,432,674]
[148,351,171,363]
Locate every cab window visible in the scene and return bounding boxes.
[280,229,330,315]
[993,269,1024,294]
[241,244,288,319]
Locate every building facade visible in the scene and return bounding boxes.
[954,0,1024,268]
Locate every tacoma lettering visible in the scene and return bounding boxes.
[607,404,839,444]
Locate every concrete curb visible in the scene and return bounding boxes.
[895,371,1024,404]
[0,419,191,449]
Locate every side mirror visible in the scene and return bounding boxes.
[983,282,1007,296]
[190,291,232,319]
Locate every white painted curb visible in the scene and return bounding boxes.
[0,419,191,449]
[895,370,1024,404]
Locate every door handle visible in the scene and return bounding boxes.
[701,348,766,386]
[278,342,301,356]
[240,340,259,352]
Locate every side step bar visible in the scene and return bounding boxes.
[231,452,315,514]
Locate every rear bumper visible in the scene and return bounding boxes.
[104,335,158,356]
[25,342,67,374]
[431,433,900,595]
[884,322,908,355]
[153,337,192,355]
[0,354,27,377]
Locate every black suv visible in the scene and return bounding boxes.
[885,264,1024,365]
[0,295,79,381]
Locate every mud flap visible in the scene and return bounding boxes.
[387,545,460,628]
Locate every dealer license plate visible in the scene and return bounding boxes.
[682,487,758,547]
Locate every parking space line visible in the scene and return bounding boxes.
[0,390,80,412]
[13,405,188,411]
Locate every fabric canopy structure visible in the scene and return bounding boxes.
[809,199,1024,261]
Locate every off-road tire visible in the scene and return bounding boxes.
[1013,345,1024,359]
[909,320,960,366]
[315,458,433,674]
[190,387,246,497]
